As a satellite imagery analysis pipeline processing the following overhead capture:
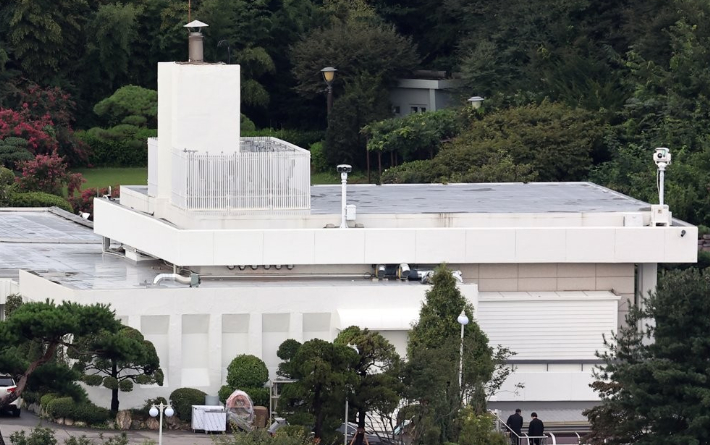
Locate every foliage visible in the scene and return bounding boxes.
[7,190,73,212]
[363,109,464,162]
[457,409,508,445]
[324,74,392,169]
[309,142,328,173]
[45,396,75,418]
[76,126,155,167]
[585,268,710,444]
[334,327,403,434]
[93,86,157,128]
[277,338,359,440]
[405,266,495,445]
[68,185,120,217]
[0,137,33,168]
[71,325,164,414]
[16,152,84,196]
[169,387,207,422]
[212,428,313,445]
[291,20,418,99]
[4,294,22,316]
[227,355,270,388]
[10,428,57,445]
[0,108,57,154]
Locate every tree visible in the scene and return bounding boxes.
[219,354,269,407]
[0,300,120,444]
[71,325,164,414]
[334,327,403,445]
[277,338,359,441]
[586,268,710,444]
[404,266,495,445]
[93,85,157,128]
[16,152,84,197]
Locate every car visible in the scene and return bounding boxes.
[0,374,21,417]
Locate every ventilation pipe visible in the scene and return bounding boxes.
[184,20,209,62]
[153,273,200,287]
[337,164,352,228]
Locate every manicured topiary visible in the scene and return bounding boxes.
[169,387,206,422]
[226,354,268,389]
[46,396,74,418]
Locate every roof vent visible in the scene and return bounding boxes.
[184,20,209,63]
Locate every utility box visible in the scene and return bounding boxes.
[651,204,671,227]
[346,204,357,221]
[191,405,226,433]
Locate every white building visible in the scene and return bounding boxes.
[0,57,697,428]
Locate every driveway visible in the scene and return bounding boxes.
[0,412,221,445]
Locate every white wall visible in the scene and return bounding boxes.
[94,199,699,267]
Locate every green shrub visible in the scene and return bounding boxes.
[169,387,206,422]
[212,428,312,445]
[245,387,269,408]
[0,166,15,185]
[8,191,73,212]
[10,427,57,445]
[218,385,233,404]
[72,402,111,425]
[309,142,328,173]
[77,127,155,167]
[380,160,436,184]
[40,393,59,408]
[45,396,74,418]
[22,391,39,405]
[226,355,269,389]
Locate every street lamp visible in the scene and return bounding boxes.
[457,309,470,397]
[467,96,484,109]
[321,67,337,115]
[149,401,174,445]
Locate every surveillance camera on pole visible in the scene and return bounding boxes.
[652,147,671,226]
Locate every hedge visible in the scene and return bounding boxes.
[169,387,206,422]
[8,191,73,212]
[46,397,74,418]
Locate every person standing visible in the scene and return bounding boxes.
[506,409,523,445]
[528,412,545,445]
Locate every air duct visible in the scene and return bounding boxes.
[153,273,200,287]
[184,20,209,63]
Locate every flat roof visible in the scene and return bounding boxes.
[0,182,655,290]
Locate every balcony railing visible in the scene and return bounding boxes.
[170,137,311,213]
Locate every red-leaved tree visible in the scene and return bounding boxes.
[16,152,84,196]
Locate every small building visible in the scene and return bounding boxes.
[389,71,463,116]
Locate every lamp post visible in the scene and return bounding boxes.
[218,40,231,64]
[467,96,484,109]
[321,67,337,115]
[457,309,470,399]
[149,401,174,445]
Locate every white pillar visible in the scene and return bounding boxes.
[636,263,657,337]
[248,312,263,357]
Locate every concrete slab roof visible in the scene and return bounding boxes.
[310,182,650,214]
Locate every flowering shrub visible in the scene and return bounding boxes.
[0,108,58,154]
[69,185,120,217]
[16,152,84,196]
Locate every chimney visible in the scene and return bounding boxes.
[183,20,209,63]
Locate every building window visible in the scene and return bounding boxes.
[410,106,419,113]
[393,106,401,115]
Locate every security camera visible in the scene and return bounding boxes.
[654,147,671,165]
[337,164,352,173]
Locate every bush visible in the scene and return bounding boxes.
[40,393,59,408]
[218,385,233,404]
[77,127,155,167]
[380,160,436,184]
[245,387,269,408]
[212,428,312,445]
[8,190,73,212]
[309,142,327,173]
[169,387,206,422]
[22,391,39,405]
[72,402,111,425]
[45,396,74,418]
[226,355,269,389]
[10,427,57,445]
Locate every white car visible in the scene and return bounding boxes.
[0,374,21,417]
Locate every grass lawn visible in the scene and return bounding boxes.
[73,167,148,189]
[72,167,370,190]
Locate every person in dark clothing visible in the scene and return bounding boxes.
[506,409,523,445]
[527,412,545,445]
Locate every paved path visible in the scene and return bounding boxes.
[0,412,223,445]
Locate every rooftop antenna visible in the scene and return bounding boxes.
[337,164,352,228]
[652,147,671,226]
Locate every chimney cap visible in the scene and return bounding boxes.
[184,20,209,29]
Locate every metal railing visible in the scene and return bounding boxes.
[170,137,311,213]
[493,412,552,445]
